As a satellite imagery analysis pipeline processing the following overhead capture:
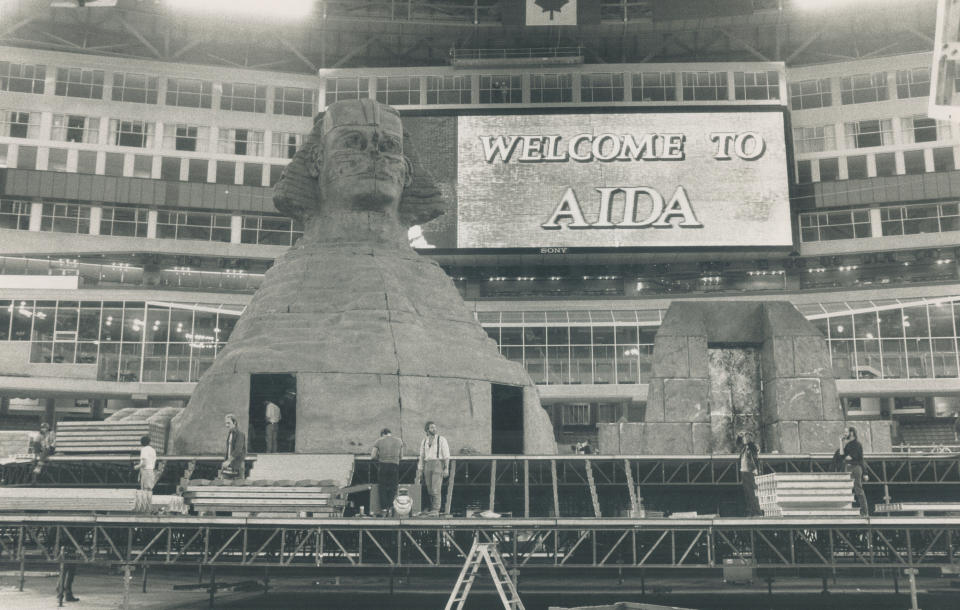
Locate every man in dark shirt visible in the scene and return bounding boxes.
[372,428,403,515]
[841,427,869,516]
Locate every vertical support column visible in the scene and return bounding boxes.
[90,399,105,420]
[44,398,56,427]
[550,459,559,518]
[230,215,243,244]
[88,206,102,235]
[868,207,883,239]
[0,396,9,417]
[29,201,43,232]
[905,568,920,610]
[147,209,158,239]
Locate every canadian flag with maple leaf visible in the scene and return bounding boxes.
[526,0,577,26]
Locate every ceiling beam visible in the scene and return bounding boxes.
[275,33,318,72]
[114,12,162,58]
[720,28,770,62]
[785,30,821,64]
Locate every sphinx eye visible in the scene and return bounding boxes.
[340,132,365,150]
[379,137,401,154]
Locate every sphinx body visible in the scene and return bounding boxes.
[170,100,556,455]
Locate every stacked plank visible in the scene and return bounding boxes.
[183,479,345,517]
[0,488,152,513]
[756,473,860,517]
[54,421,166,455]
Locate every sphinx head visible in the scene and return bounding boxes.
[274,99,444,230]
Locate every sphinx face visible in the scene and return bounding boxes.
[319,124,408,213]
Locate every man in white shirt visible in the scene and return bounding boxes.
[135,435,157,491]
[416,421,450,516]
[264,400,281,453]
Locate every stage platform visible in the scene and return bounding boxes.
[0,513,958,571]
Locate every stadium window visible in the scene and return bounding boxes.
[103,152,124,176]
[109,119,154,148]
[325,77,369,105]
[47,148,68,172]
[799,210,871,242]
[112,72,158,104]
[840,72,888,104]
[100,206,148,238]
[51,114,99,144]
[160,157,181,181]
[165,77,212,108]
[901,115,947,143]
[895,67,930,99]
[789,77,831,110]
[796,159,812,183]
[734,70,779,100]
[269,164,286,186]
[132,155,153,179]
[375,77,420,106]
[242,163,263,187]
[220,82,267,113]
[681,71,728,101]
[875,152,896,176]
[270,132,301,159]
[218,129,264,157]
[818,157,840,181]
[55,67,104,99]
[562,403,591,426]
[76,151,97,174]
[631,72,676,101]
[16,146,36,170]
[1,111,40,139]
[793,125,836,153]
[163,124,209,152]
[426,75,471,104]
[41,202,91,234]
[580,72,624,102]
[215,160,236,185]
[844,119,893,148]
[903,150,926,175]
[0,199,31,230]
[933,147,956,172]
[187,159,208,183]
[530,73,572,103]
[846,155,868,179]
[0,62,45,94]
[273,86,316,117]
[479,74,521,103]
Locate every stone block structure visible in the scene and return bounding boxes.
[598,301,892,454]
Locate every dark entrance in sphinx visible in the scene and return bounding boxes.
[492,384,524,455]
[249,373,297,453]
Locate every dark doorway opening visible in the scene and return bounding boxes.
[491,384,524,454]
[249,373,297,453]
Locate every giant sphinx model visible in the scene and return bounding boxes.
[170,100,557,455]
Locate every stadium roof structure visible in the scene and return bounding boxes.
[0,0,937,71]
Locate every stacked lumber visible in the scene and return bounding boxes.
[151,494,188,515]
[756,473,860,517]
[183,479,345,516]
[0,488,152,513]
[54,421,167,455]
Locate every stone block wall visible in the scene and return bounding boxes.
[635,301,853,456]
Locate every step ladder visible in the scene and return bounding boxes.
[445,538,525,610]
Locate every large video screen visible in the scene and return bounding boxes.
[452,111,791,249]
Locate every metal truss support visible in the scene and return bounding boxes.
[1,516,958,571]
